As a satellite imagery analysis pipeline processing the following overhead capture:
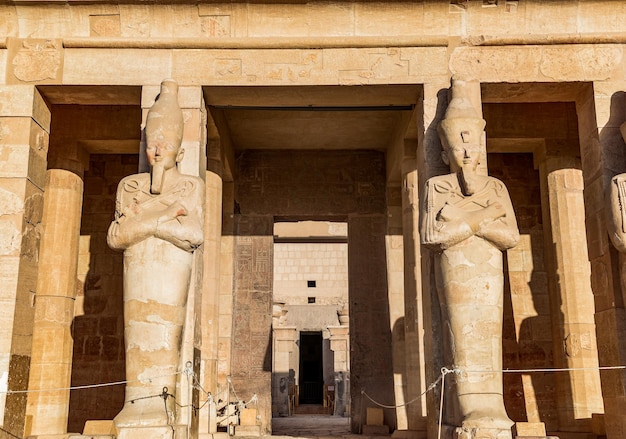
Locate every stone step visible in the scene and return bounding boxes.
[68,436,115,439]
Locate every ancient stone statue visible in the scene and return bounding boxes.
[420,80,520,438]
[607,122,626,253]
[107,79,204,430]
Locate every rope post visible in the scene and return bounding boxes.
[438,368,447,439]
[185,360,193,439]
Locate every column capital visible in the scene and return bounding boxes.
[273,326,298,341]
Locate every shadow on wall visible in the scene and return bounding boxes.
[490,152,557,428]
[68,155,135,433]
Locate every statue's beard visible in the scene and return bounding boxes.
[459,166,478,196]
[151,162,165,194]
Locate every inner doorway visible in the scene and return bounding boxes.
[270,220,350,422]
[299,332,323,405]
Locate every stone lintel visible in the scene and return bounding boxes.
[0,86,51,131]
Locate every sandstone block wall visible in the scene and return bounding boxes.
[490,152,557,429]
[69,154,134,432]
[273,242,348,306]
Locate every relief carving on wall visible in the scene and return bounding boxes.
[7,38,63,84]
[90,14,122,37]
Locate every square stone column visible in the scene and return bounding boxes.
[417,79,450,439]
[0,85,50,437]
[579,80,626,439]
[386,184,408,429]
[328,325,350,417]
[537,152,604,432]
[198,152,224,433]
[348,214,394,432]
[217,182,236,398]
[271,326,297,417]
[231,214,274,434]
[401,157,428,430]
[25,169,84,436]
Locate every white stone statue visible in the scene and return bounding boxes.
[607,122,626,253]
[420,80,520,438]
[107,79,204,429]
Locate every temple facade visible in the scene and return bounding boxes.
[1,1,626,438]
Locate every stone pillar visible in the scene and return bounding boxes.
[231,215,273,434]
[401,157,428,430]
[25,169,83,436]
[537,153,604,432]
[418,80,451,439]
[0,85,50,437]
[199,169,222,431]
[198,112,223,435]
[217,182,235,396]
[386,185,408,429]
[180,86,207,434]
[349,214,394,432]
[272,326,297,417]
[328,325,350,417]
[580,81,626,439]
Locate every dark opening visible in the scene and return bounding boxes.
[298,331,323,405]
[307,280,316,288]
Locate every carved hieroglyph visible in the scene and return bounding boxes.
[107,79,204,429]
[420,80,520,438]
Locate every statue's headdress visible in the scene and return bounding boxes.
[145,79,184,150]
[438,79,486,150]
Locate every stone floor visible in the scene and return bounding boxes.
[270,414,353,438]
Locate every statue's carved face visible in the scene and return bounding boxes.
[146,133,182,171]
[442,129,480,173]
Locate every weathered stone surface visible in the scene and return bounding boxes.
[1,2,626,438]
[421,80,520,433]
[450,46,623,83]
[6,38,63,85]
[107,80,204,430]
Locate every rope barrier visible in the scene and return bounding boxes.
[5,359,624,437]
[0,371,183,395]
[358,364,626,439]
[361,372,444,409]
[361,363,626,411]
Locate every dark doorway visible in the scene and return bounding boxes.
[299,331,323,405]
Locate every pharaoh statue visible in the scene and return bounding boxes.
[107,79,204,430]
[420,80,520,438]
[607,122,626,253]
